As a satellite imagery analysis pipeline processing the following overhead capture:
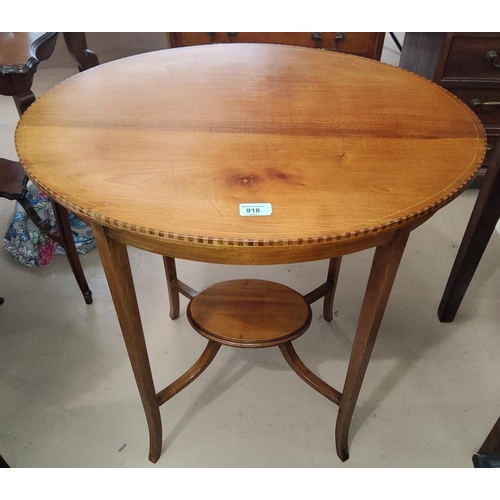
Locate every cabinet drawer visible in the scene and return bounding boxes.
[443,35,500,80]
[168,32,385,60]
[452,87,500,127]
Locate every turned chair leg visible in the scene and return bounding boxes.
[52,202,93,304]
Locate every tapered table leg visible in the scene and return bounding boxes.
[336,227,411,461]
[438,145,500,322]
[323,257,342,322]
[91,223,163,463]
[163,256,180,320]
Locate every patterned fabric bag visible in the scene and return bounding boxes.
[3,182,95,267]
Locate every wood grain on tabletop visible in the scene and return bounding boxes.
[187,279,312,346]
[15,44,486,251]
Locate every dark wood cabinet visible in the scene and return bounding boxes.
[168,32,385,60]
[400,32,500,186]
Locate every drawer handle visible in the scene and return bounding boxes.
[470,98,500,108]
[486,50,500,69]
[333,33,347,51]
[311,32,322,47]
[487,144,494,151]
[312,32,346,50]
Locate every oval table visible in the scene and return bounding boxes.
[15,44,486,463]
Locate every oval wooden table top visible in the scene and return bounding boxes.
[15,44,486,264]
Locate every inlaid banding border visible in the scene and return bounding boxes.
[19,159,483,249]
[14,45,487,249]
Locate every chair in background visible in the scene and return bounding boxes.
[0,158,92,303]
[0,32,98,305]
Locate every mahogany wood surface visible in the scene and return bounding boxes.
[15,44,486,265]
[13,44,489,463]
[187,279,312,347]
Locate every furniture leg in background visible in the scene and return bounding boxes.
[473,416,500,467]
[0,158,93,303]
[437,138,500,469]
[63,33,99,72]
[438,144,500,322]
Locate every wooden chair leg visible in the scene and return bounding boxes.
[323,257,342,322]
[13,90,36,116]
[52,202,93,304]
[91,222,163,463]
[438,144,500,322]
[63,33,99,72]
[335,227,411,461]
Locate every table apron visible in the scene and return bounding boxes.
[101,225,398,265]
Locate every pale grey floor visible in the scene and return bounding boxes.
[1,33,499,468]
